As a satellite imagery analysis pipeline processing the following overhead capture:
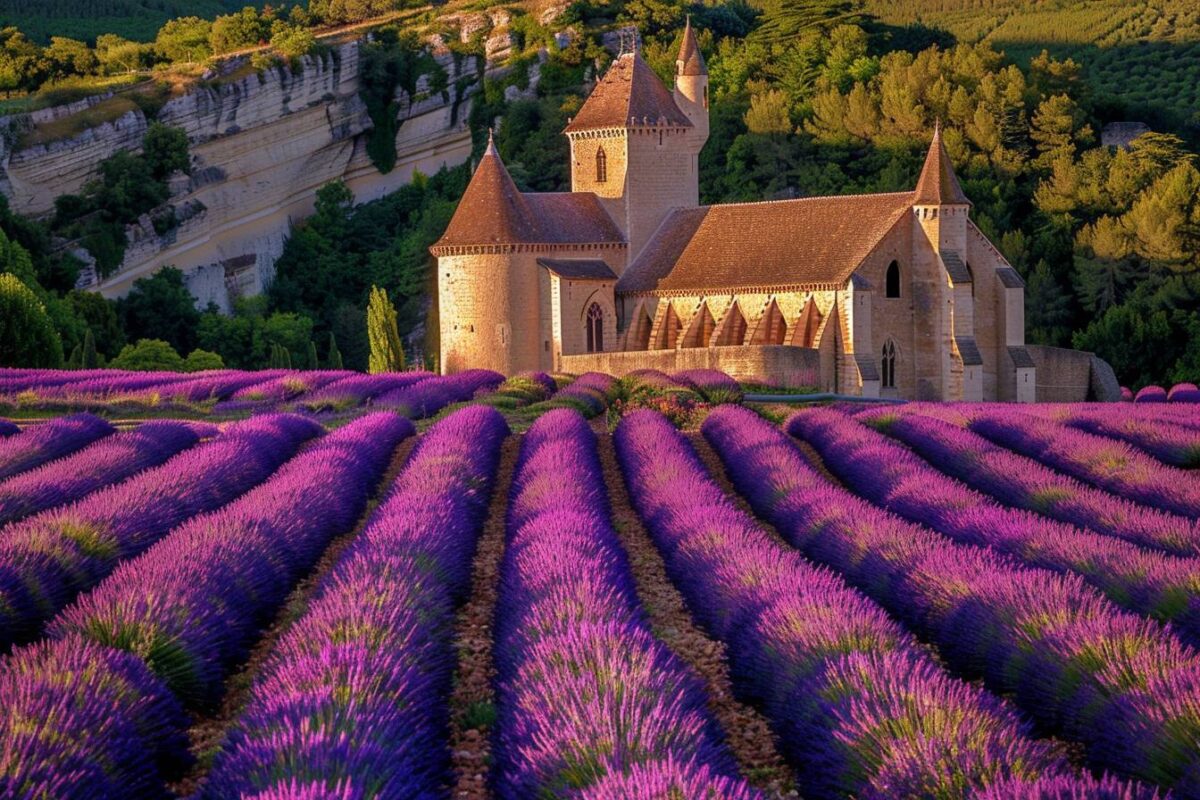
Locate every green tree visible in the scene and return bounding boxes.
[306,340,319,370]
[184,348,224,372]
[367,285,404,373]
[45,37,97,79]
[326,331,343,369]
[0,28,44,93]
[119,268,200,355]
[81,328,99,369]
[95,34,144,74]
[155,17,213,63]
[211,8,266,55]
[143,124,190,180]
[110,338,186,372]
[66,344,81,370]
[67,290,124,360]
[270,22,316,59]
[0,273,64,368]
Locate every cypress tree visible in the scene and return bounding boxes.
[66,344,82,370]
[366,285,404,374]
[282,347,293,369]
[327,332,343,370]
[306,340,319,370]
[82,329,99,369]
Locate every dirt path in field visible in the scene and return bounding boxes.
[596,434,798,799]
[448,435,519,800]
[169,434,419,797]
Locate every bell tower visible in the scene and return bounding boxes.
[673,16,709,160]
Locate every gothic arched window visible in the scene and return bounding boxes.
[595,147,607,183]
[882,339,897,388]
[886,260,901,298]
[586,303,604,352]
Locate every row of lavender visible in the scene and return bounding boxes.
[614,409,1151,798]
[496,409,759,797]
[705,405,1200,794]
[0,412,414,795]
[799,407,1200,647]
[1123,383,1200,403]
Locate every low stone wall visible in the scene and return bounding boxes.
[561,344,823,385]
[1025,345,1120,402]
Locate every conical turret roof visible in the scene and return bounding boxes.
[433,132,540,247]
[914,122,971,206]
[564,51,692,133]
[677,17,706,76]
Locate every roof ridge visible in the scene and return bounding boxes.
[692,190,916,211]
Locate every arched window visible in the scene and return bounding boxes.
[586,303,604,352]
[595,147,607,183]
[886,260,901,298]
[881,339,897,389]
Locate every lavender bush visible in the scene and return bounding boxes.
[495,408,756,797]
[50,412,414,707]
[0,413,322,651]
[0,413,114,481]
[616,409,1089,799]
[0,421,202,526]
[200,405,509,797]
[701,405,1200,793]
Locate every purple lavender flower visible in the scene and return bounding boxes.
[0,413,114,481]
[0,413,322,651]
[0,421,201,526]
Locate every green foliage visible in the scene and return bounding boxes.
[366,284,404,373]
[0,272,63,367]
[184,347,223,371]
[155,16,212,62]
[109,337,185,371]
[196,295,314,369]
[81,328,99,368]
[118,267,200,355]
[306,339,319,370]
[326,331,343,370]
[269,21,316,59]
[358,28,443,174]
[143,122,190,179]
[210,7,266,54]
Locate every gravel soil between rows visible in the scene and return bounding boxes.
[597,433,799,798]
[169,434,420,797]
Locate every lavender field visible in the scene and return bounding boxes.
[0,368,1198,799]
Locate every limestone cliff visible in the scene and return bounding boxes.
[0,38,482,311]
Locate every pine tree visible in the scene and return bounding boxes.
[306,340,319,371]
[327,332,343,370]
[81,328,99,369]
[366,285,404,374]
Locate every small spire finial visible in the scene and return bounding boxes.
[933,118,941,138]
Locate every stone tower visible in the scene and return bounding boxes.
[673,17,709,169]
[911,122,978,400]
[564,28,709,263]
[430,132,541,376]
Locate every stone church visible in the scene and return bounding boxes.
[430,22,1074,401]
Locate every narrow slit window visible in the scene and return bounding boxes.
[595,147,607,183]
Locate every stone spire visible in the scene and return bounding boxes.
[914,121,971,206]
[432,130,539,247]
[677,16,706,76]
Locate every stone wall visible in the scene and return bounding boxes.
[1025,344,1119,402]
[560,344,822,383]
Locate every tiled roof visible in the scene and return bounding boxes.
[677,19,706,76]
[524,193,625,244]
[914,123,971,206]
[565,52,692,133]
[538,258,618,280]
[996,266,1025,288]
[432,137,624,251]
[1008,346,1036,368]
[433,135,539,248]
[942,250,972,284]
[955,336,983,366]
[617,192,915,294]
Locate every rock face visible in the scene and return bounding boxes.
[0,39,481,312]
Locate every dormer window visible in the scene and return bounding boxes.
[596,146,607,183]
